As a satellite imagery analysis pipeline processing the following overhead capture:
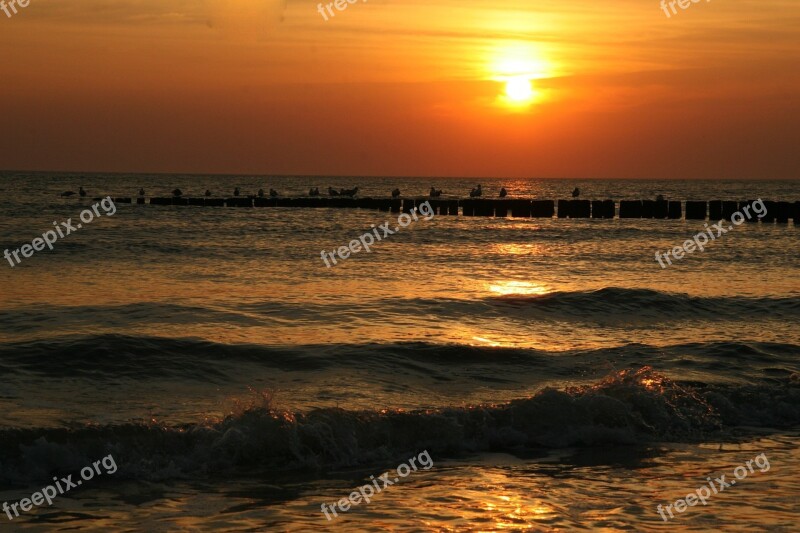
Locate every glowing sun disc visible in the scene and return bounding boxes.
[504,77,534,103]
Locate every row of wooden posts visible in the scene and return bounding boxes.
[104,197,800,222]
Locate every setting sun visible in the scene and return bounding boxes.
[504,77,535,103]
[489,42,553,110]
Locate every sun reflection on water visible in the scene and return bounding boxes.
[488,281,550,296]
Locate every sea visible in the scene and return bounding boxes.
[0,172,798,531]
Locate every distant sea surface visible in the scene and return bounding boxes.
[0,173,798,531]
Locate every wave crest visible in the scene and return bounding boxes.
[2,367,797,484]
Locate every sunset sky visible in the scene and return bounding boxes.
[0,0,798,178]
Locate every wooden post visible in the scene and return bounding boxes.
[495,200,509,218]
[531,200,554,218]
[654,200,668,219]
[722,201,737,221]
[776,201,790,223]
[461,200,475,216]
[641,200,655,218]
[570,200,590,218]
[619,200,642,218]
[709,201,723,220]
[685,201,707,220]
[557,200,570,218]
[761,201,776,223]
[475,199,494,216]
[510,200,531,218]
[668,201,681,219]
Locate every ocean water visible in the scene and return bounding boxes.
[0,172,798,531]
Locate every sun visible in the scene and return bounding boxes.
[505,77,534,103]
[498,76,539,108]
[487,42,554,110]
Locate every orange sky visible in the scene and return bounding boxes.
[0,0,798,178]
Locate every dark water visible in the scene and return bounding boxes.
[0,173,798,531]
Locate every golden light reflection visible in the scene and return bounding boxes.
[472,336,502,347]
[640,375,667,393]
[488,281,550,296]
[477,479,559,530]
[492,243,548,256]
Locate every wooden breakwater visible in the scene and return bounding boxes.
[101,197,800,223]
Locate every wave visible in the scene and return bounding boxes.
[0,334,797,380]
[1,290,798,337]
[0,302,264,334]
[0,367,797,485]
[485,288,800,322]
[0,335,798,383]
[238,289,800,323]
[0,335,321,381]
